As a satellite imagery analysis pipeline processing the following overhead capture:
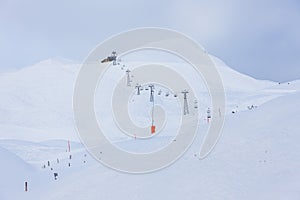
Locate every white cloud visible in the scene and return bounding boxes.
[167,0,300,81]
[169,0,236,45]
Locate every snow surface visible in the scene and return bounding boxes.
[0,55,300,199]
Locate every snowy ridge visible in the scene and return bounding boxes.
[0,146,35,199]
[210,55,275,91]
[0,59,80,141]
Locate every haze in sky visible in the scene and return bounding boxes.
[0,0,299,82]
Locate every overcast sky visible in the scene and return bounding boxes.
[0,0,299,82]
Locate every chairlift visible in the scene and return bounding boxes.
[194,99,198,108]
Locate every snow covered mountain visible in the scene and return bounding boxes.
[0,55,300,200]
[0,59,79,141]
[0,55,284,141]
[210,55,274,91]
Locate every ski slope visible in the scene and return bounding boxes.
[0,56,299,199]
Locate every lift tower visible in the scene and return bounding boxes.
[126,69,131,86]
[182,90,189,115]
